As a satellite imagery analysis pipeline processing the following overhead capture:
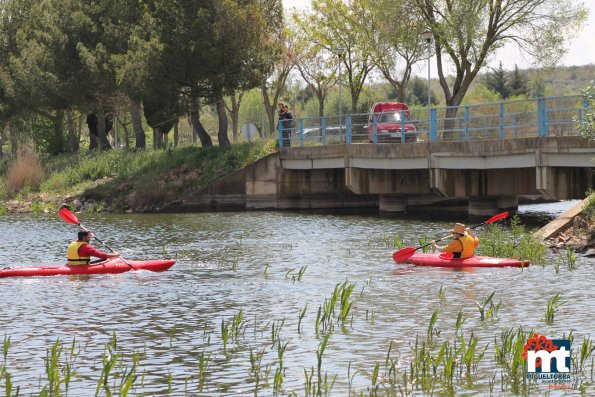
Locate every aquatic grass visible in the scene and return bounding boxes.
[286,266,307,283]
[273,339,290,394]
[271,318,285,346]
[563,246,578,270]
[426,308,440,343]
[576,338,595,374]
[197,351,210,391]
[494,327,535,394]
[249,347,265,393]
[438,285,446,302]
[263,264,270,278]
[231,256,239,271]
[392,234,405,250]
[220,319,230,351]
[338,281,356,324]
[545,293,565,324]
[455,310,466,336]
[302,333,336,396]
[0,334,19,397]
[298,304,308,333]
[96,333,121,396]
[366,308,375,324]
[417,234,432,253]
[476,291,500,321]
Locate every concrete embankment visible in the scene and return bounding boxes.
[536,198,589,240]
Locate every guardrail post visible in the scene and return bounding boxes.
[464,106,470,140]
[346,115,352,144]
[400,110,405,143]
[537,98,548,137]
[499,102,505,139]
[321,117,326,146]
[373,113,378,144]
[278,122,283,147]
[299,118,305,147]
[429,108,437,142]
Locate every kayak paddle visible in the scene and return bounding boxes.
[58,205,131,267]
[392,211,509,263]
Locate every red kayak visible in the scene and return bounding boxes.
[0,257,176,278]
[395,252,530,268]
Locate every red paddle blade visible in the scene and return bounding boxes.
[59,207,80,225]
[392,247,417,263]
[485,211,509,225]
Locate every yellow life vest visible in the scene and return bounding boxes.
[445,235,479,259]
[67,241,90,265]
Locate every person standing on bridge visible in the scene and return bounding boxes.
[278,103,294,148]
[431,223,479,259]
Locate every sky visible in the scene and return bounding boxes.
[282,0,595,73]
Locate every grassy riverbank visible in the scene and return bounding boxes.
[0,141,277,214]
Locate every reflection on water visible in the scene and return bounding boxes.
[0,205,593,395]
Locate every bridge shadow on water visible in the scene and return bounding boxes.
[283,199,575,229]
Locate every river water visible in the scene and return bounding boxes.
[0,201,593,396]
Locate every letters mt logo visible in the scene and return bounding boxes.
[522,333,571,373]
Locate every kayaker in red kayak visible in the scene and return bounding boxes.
[431,223,479,259]
[67,231,120,265]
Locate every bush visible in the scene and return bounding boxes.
[5,148,44,196]
[583,190,595,221]
[478,215,546,266]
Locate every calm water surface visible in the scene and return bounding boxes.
[0,202,593,396]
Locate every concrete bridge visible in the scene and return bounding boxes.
[163,136,595,216]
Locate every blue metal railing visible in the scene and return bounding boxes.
[278,95,594,148]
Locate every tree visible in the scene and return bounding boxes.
[290,11,338,118]
[306,0,375,114]
[579,83,594,139]
[509,65,529,97]
[362,0,427,103]
[408,77,437,106]
[486,62,511,99]
[413,0,587,137]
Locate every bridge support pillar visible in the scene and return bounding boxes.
[468,198,498,217]
[379,195,407,213]
[497,196,519,213]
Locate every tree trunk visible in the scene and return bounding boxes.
[50,110,66,155]
[351,91,358,114]
[0,128,4,159]
[173,119,179,147]
[120,120,130,148]
[317,91,325,118]
[228,92,244,143]
[86,113,99,150]
[216,95,230,148]
[96,99,112,150]
[131,99,146,149]
[153,127,164,149]
[190,96,212,147]
[9,123,18,156]
[66,109,79,153]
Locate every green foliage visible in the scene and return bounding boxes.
[582,190,595,221]
[486,62,511,99]
[579,83,595,139]
[509,65,529,97]
[477,215,546,266]
[37,141,276,210]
